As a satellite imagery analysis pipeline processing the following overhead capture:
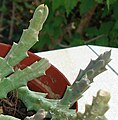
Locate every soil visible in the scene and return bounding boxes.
[0,89,76,120]
[0,90,36,120]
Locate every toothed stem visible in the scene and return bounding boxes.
[18,86,53,111]
[0,114,20,120]
[0,57,14,80]
[24,109,48,120]
[60,51,111,107]
[17,50,111,119]
[77,90,110,120]
[18,86,77,120]
[0,58,50,98]
[4,4,49,67]
[18,86,110,120]
[0,4,49,80]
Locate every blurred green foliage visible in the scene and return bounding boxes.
[0,0,118,52]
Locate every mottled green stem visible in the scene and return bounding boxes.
[0,89,110,120]
[0,57,14,80]
[24,109,48,120]
[0,114,20,120]
[0,58,50,98]
[18,86,56,111]
[18,86,110,120]
[16,51,111,120]
[0,4,49,80]
[5,4,49,66]
[77,90,110,120]
[18,86,77,120]
[60,50,111,107]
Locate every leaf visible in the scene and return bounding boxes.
[106,0,117,5]
[80,0,96,15]
[0,5,7,13]
[96,0,103,3]
[101,6,109,17]
[99,22,114,34]
[95,37,109,46]
[64,0,78,15]
[70,38,84,47]
[85,27,99,37]
[53,16,64,27]
[113,1,118,20]
[52,0,63,11]
[114,20,118,29]
[70,34,84,46]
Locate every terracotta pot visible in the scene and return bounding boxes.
[0,43,77,110]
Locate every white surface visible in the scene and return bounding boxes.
[36,45,118,120]
[36,46,97,84]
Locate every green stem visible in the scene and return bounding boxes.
[0,57,14,80]
[0,58,50,98]
[60,50,111,107]
[0,114,20,120]
[0,4,49,80]
[77,90,110,120]
[18,86,110,120]
[5,4,49,66]
[18,86,77,120]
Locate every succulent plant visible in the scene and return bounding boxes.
[0,4,111,120]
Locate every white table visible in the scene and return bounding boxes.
[36,45,118,120]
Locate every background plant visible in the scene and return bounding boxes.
[0,0,118,52]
